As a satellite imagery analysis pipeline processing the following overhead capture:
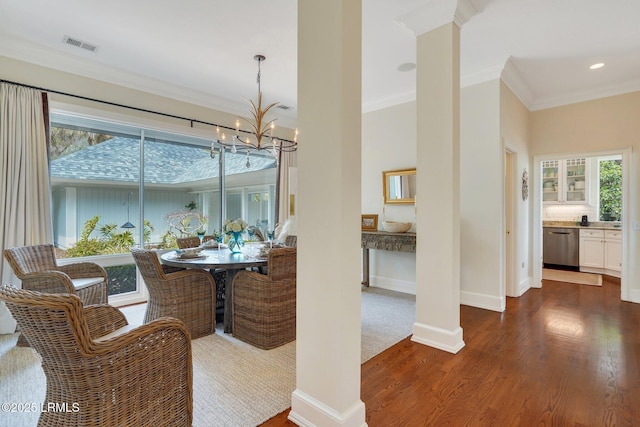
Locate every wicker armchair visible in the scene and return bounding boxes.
[232,247,297,349]
[130,248,216,339]
[4,244,109,346]
[285,235,297,247]
[3,244,108,305]
[175,236,226,319]
[247,226,265,241]
[176,236,201,249]
[0,284,192,427]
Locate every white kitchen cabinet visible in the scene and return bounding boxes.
[579,229,604,268]
[579,228,622,277]
[604,230,622,272]
[542,158,588,204]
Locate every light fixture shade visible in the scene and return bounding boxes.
[121,221,135,229]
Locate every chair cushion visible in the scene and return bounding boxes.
[94,324,139,342]
[71,277,105,290]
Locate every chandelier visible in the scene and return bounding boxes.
[211,54,297,166]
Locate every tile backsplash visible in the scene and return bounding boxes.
[543,204,598,222]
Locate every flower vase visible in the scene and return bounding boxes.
[228,232,244,253]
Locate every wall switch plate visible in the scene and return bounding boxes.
[634,221,640,231]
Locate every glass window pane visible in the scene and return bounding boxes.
[50,120,141,255]
[142,136,212,248]
[50,115,142,298]
[50,112,279,297]
[223,150,277,236]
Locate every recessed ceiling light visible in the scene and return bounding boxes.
[589,63,605,70]
[397,62,416,72]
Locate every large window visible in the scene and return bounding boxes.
[598,156,622,221]
[50,112,277,302]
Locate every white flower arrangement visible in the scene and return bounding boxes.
[223,218,248,235]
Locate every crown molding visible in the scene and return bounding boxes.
[454,0,481,28]
[460,62,504,88]
[362,90,416,114]
[500,58,535,109]
[0,36,299,129]
[395,0,479,37]
[528,79,640,111]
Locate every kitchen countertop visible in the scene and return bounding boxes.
[543,220,622,230]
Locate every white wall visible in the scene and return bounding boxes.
[530,92,640,302]
[0,55,296,142]
[500,81,533,296]
[459,80,504,310]
[362,80,534,307]
[362,101,417,293]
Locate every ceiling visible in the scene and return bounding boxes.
[1,0,639,129]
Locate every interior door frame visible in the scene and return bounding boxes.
[504,145,518,297]
[532,147,631,301]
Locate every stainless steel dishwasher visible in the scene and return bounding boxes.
[543,227,580,268]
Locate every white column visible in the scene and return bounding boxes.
[397,0,478,353]
[412,22,464,353]
[290,1,365,426]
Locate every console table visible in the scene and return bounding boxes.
[361,231,416,286]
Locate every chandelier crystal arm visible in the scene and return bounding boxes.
[212,54,298,167]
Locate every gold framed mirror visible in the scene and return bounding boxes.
[383,168,416,204]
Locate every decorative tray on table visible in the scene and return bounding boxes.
[175,249,206,260]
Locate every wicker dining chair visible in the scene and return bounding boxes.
[4,244,109,346]
[0,284,192,427]
[285,235,297,247]
[174,236,226,320]
[176,236,201,249]
[3,244,108,305]
[247,226,265,241]
[232,247,297,349]
[130,248,216,339]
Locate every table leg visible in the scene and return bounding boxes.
[223,268,241,333]
[362,247,370,287]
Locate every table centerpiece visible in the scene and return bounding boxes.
[223,218,248,253]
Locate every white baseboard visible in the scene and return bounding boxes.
[580,266,621,278]
[411,322,465,354]
[518,276,531,296]
[289,389,367,427]
[460,289,505,312]
[368,275,416,295]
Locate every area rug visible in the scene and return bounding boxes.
[0,287,415,427]
[542,268,602,286]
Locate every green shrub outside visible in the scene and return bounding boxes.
[600,160,622,221]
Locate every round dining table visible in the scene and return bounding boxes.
[160,246,268,333]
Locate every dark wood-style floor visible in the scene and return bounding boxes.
[261,276,640,426]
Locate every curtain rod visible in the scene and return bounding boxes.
[0,78,295,144]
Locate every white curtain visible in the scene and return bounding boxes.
[277,150,297,226]
[0,82,53,334]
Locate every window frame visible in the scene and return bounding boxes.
[49,103,277,306]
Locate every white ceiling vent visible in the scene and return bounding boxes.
[63,35,99,53]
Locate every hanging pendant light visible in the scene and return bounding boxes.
[212,54,297,167]
[121,192,135,229]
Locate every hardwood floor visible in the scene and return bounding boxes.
[261,276,640,426]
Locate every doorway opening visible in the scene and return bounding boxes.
[532,148,630,301]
